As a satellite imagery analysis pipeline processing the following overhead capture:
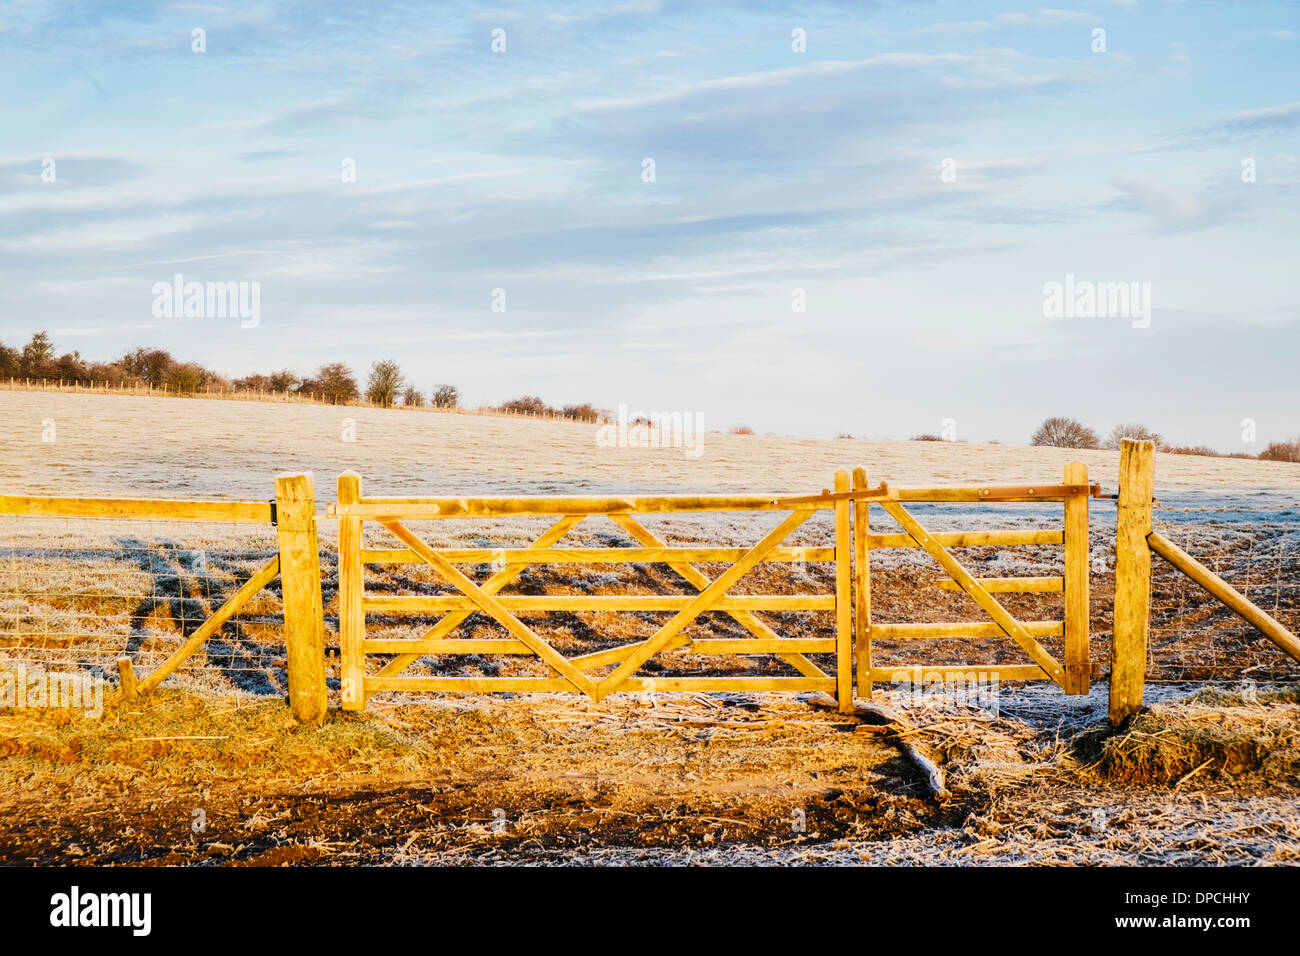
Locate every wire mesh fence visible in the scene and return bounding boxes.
[0,515,293,695]
[1147,503,1300,681]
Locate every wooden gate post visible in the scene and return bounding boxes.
[852,467,872,700]
[1109,440,1154,726]
[833,470,854,712]
[1063,461,1090,695]
[275,473,328,724]
[337,471,366,711]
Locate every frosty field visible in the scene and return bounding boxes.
[1,392,1298,866]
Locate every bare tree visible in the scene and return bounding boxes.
[366,359,404,407]
[1030,416,1100,449]
[1103,423,1162,450]
[431,384,459,408]
[268,369,298,393]
[401,385,425,407]
[302,362,359,404]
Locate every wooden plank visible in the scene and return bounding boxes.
[895,484,1092,502]
[379,519,600,697]
[609,514,827,679]
[333,494,822,518]
[276,473,327,723]
[1110,440,1154,726]
[135,555,281,695]
[834,470,853,712]
[364,638,533,654]
[853,467,872,700]
[366,676,836,694]
[1063,461,1091,695]
[870,620,1064,639]
[393,636,834,663]
[374,514,585,679]
[688,638,837,655]
[937,576,1063,593]
[870,530,1064,549]
[359,546,837,565]
[594,510,812,700]
[867,665,1047,682]
[0,495,272,523]
[879,500,1068,687]
[361,594,836,612]
[337,471,366,711]
[1149,530,1300,663]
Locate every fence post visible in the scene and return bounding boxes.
[834,469,853,712]
[337,471,366,711]
[1063,461,1090,695]
[275,473,328,723]
[852,467,872,700]
[1109,440,1154,726]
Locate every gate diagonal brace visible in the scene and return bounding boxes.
[379,518,600,698]
[375,514,584,680]
[610,513,828,679]
[594,509,814,701]
[878,500,1065,687]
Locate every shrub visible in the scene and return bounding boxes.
[1259,438,1300,463]
[501,395,552,416]
[1030,416,1100,449]
[730,425,755,435]
[560,403,601,423]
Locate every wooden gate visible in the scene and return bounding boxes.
[331,470,868,713]
[852,464,1095,697]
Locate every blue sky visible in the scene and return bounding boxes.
[1,0,1298,449]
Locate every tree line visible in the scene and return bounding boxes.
[0,330,601,422]
[1026,416,1300,463]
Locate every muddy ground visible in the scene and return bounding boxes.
[1,683,1297,866]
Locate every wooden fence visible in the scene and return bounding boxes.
[0,475,327,722]
[8,453,1291,725]
[1108,439,1300,725]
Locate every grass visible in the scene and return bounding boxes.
[0,686,437,784]
[1074,690,1300,786]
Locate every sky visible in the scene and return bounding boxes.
[1,0,1298,450]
